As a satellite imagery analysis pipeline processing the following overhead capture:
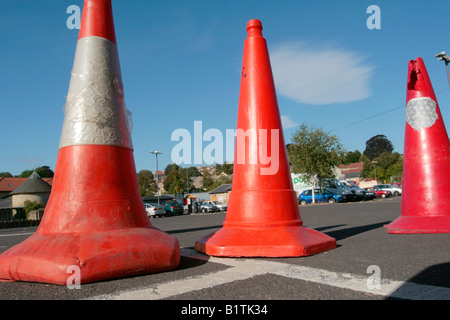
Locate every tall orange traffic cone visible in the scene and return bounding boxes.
[195,19,336,257]
[385,58,450,233]
[0,0,180,285]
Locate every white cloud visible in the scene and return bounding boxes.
[270,42,374,105]
[280,115,299,129]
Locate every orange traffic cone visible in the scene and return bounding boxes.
[385,58,450,233]
[195,19,336,257]
[0,0,180,285]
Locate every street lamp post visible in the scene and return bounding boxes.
[150,150,162,205]
[435,51,450,89]
[371,160,378,182]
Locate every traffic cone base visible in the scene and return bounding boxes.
[0,228,179,285]
[384,216,450,234]
[195,224,336,257]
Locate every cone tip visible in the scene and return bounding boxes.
[79,0,116,43]
[246,19,263,36]
[407,57,429,93]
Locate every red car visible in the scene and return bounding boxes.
[364,187,391,198]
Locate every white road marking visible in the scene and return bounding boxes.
[0,232,34,237]
[90,248,450,300]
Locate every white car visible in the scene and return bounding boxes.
[374,184,402,196]
[144,203,166,217]
[205,201,227,211]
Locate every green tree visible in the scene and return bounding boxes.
[137,170,157,197]
[342,150,362,164]
[19,166,54,178]
[363,135,394,160]
[18,169,34,178]
[215,162,234,175]
[163,165,186,194]
[201,171,216,191]
[288,123,344,203]
[361,152,403,182]
[23,200,44,220]
[0,172,13,177]
[186,166,201,177]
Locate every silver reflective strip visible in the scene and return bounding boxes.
[406,97,438,131]
[59,36,133,149]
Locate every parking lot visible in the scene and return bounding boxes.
[1,196,449,308]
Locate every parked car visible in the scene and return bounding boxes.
[341,180,376,201]
[198,201,220,213]
[390,183,402,188]
[144,203,166,217]
[374,184,402,196]
[204,201,227,211]
[298,188,344,205]
[321,178,362,202]
[364,187,391,198]
[163,201,184,215]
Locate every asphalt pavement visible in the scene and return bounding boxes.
[0,196,449,311]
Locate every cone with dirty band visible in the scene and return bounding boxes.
[195,19,336,257]
[384,58,450,233]
[0,0,180,285]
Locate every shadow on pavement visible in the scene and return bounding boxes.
[318,221,392,241]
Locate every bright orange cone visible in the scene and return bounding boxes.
[0,0,180,285]
[385,58,450,233]
[195,19,336,257]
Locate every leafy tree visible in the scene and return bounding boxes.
[23,200,44,220]
[363,135,394,160]
[163,166,186,194]
[186,166,201,177]
[137,170,157,197]
[361,152,403,182]
[201,171,215,191]
[0,172,13,177]
[18,166,54,178]
[342,150,362,164]
[18,169,34,178]
[215,162,234,175]
[288,123,344,203]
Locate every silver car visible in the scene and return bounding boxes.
[199,201,220,213]
[374,184,402,196]
[144,203,166,217]
[205,201,227,211]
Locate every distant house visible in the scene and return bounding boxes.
[0,172,52,221]
[209,184,232,204]
[334,162,364,182]
[153,170,166,194]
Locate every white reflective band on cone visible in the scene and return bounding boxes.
[60,36,133,149]
[406,97,438,131]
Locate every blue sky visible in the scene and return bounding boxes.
[1,0,449,176]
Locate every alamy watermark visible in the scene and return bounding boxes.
[366,265,381,289]
[66,5,81,30]
[66,265,81,289]
[171,121,280,175]
[67,4,381,31]
[366,5,381,30]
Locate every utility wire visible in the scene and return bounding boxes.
[331,88,450,132]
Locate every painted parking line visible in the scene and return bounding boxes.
[91,248,450,300]
[0,232,34,237]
